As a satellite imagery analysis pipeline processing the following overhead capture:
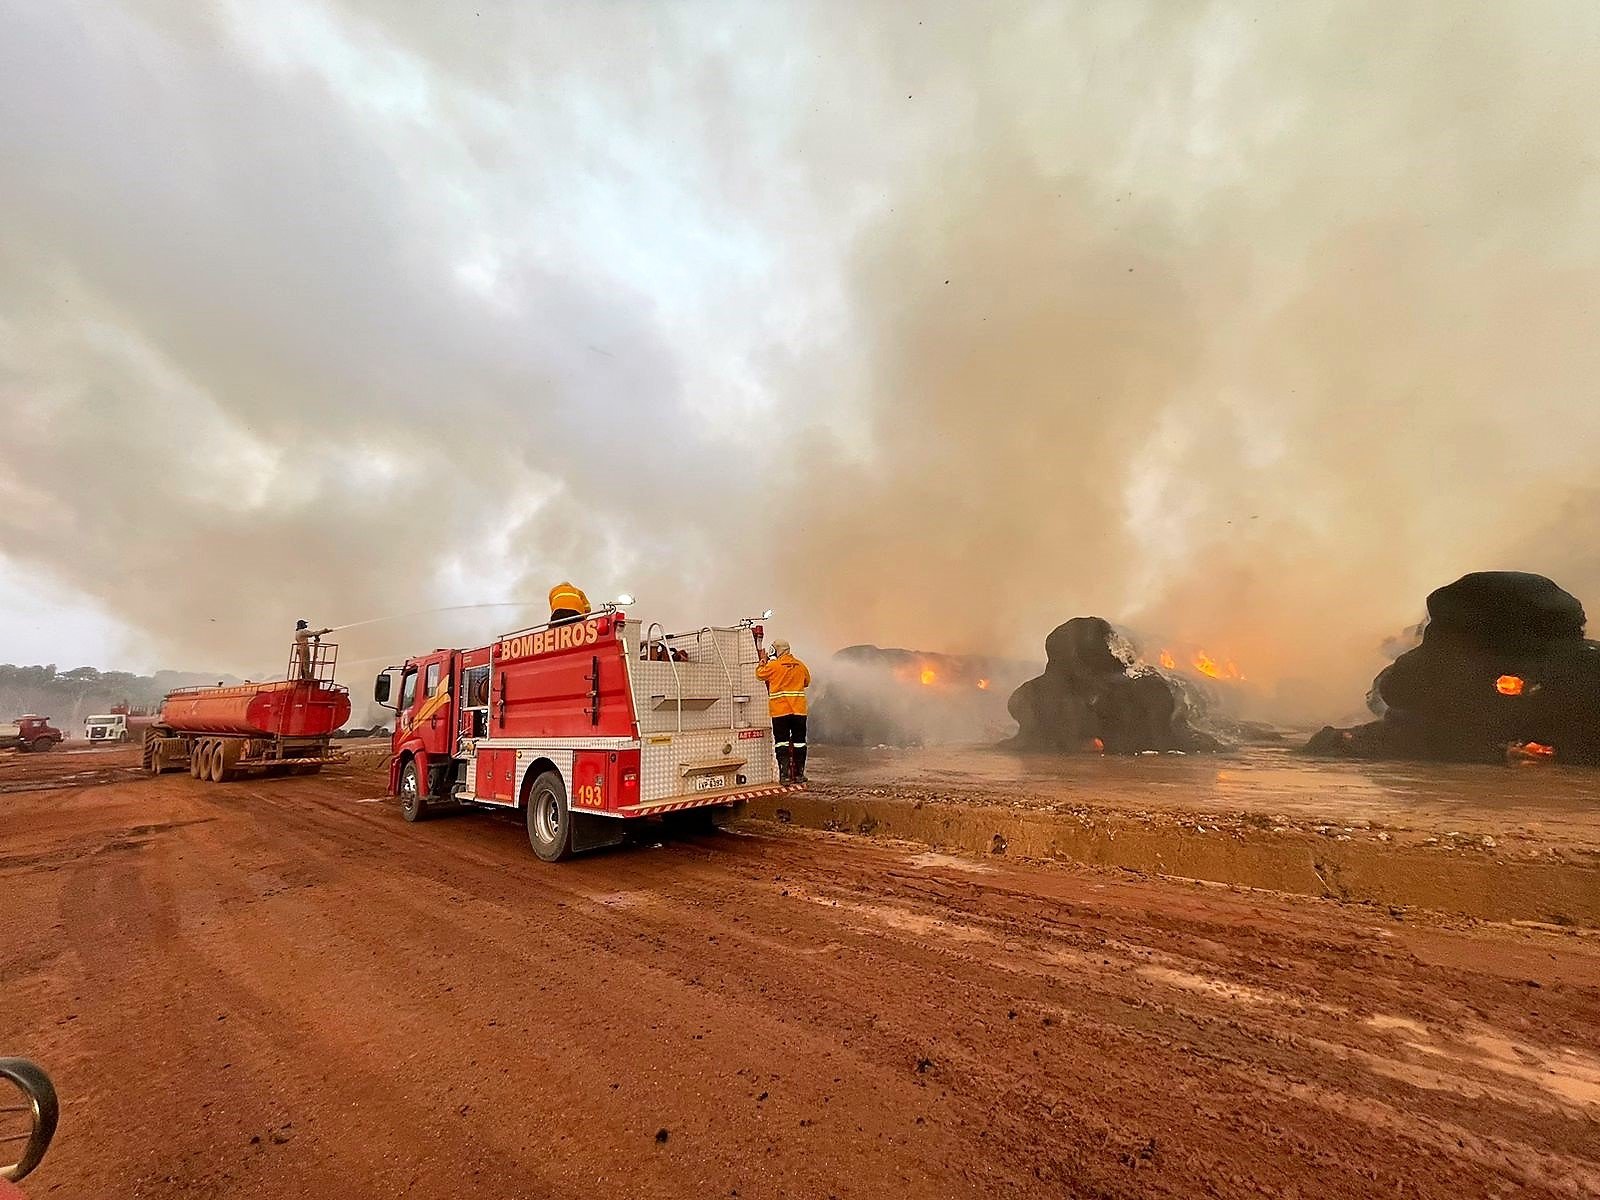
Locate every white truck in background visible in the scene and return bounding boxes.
[85,713,130,742]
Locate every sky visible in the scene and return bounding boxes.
[2,1,1599,721]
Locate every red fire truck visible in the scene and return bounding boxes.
[375,607,795,860]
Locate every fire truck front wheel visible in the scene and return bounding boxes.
[398,759,429,822]
[526,770,574,862]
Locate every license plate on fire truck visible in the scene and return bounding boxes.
[693,775,727,792]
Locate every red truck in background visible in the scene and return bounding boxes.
[376,607,797,860]
[0,716,63,753]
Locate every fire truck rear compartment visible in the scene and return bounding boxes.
[623,622,781,804]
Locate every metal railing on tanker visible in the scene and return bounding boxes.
[280,637,341,753]
[286,638,340,686]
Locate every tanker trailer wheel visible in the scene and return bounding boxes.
[210,739,242,783]
[526,770,573,862]
[398,759,429,822]
[142,732,161,774]
[206,741,227,783]
[190,741,208,779]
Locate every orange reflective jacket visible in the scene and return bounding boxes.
[756,653,810,717]
[549,582,589,614]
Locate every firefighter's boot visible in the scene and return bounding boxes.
[777,746,793,785]
[793,743,808,785]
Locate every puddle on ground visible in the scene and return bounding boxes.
[1365,1013,1429,1036]
[815,744,1600,846]
[905,851,994,874]
[1406,1032,1600,1107]
[1137,965,1274,1006]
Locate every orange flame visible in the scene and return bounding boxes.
[976,678,991,690]
[1509,741,1555,760]
[919,668,937,686]
[1495,675,1525,696]
[1192,651,1243,680]
[1092,737,1104,752]
[1158,650,1177,670]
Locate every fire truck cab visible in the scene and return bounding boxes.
[376,609,795,860]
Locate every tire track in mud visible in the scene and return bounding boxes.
[209,779,1600,1196]
[762,858,1600,1196]
[41,787,575,1198]
[179,784,978,1197]
[4,762,1599,1198]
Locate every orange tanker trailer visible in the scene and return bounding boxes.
[143,639,351,782]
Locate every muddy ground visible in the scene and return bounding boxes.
[2,744,1598,1198]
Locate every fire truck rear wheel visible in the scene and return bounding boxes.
[526,770,573,862]
[207,741,228,783]
[398,759,428,822]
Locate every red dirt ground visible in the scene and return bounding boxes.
[2,746,1598,1198]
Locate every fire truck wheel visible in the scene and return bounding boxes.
[398,759,429,822]
[526,770,573,862]
[190,742,208,779]
[207,741,228,783]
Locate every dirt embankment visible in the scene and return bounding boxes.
[2,746,1598,1198]
[760,745,1600,926]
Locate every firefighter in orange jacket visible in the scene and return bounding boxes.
[757,638,810,784]
[549,581,589,624]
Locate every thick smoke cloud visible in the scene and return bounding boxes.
[2,2,1599,721]
[772,3,1600,722]
[0,0,804,675]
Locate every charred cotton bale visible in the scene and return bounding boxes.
[809,645,1033,747]
[1007,617,1220,754]
[1307,572,1600,765]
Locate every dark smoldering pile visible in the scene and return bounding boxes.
[1007,618,1222,754]
[1306,572,1600,765]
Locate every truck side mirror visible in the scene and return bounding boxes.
[373,673,392,705]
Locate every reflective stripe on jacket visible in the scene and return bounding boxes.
[548,582,589,613]
[756,653,810,717]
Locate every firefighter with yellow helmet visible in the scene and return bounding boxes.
[548,581,590,624]
[757,638,810,784]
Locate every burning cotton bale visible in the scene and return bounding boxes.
[1306,572,1600,765]
[1006,617,1222,754]
[809,645,1033,747]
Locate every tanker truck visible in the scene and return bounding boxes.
[143,640,351,782]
